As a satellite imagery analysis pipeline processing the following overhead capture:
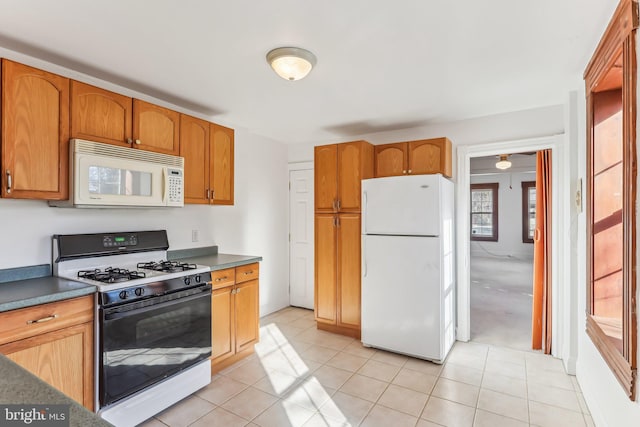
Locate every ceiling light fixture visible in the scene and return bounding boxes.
[495,154,512,170]
[266,47,317,81]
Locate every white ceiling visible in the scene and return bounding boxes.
[0,0,619,144]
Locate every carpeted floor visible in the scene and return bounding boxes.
[470,255,534,351]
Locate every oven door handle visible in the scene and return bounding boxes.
[103,289,210,321]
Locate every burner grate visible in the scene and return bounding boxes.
[137,260,198,273]
[78,267,146,283]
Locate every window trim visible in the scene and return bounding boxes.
[521,181,536,244]
[470,183,499,242]
[584,0,638,400]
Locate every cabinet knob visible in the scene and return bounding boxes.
[135,139,141,145]
[402,170,407,174]
[126,138,133,144]
[408,169,412,174]
[5,170,12,194]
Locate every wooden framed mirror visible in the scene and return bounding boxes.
[584,0,638,399]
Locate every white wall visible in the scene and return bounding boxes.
[469,170,535,259]
[0,48,290,317]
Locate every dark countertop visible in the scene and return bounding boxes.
[168,246,262,271]
[0,276,96,313]
[0,354,112,426]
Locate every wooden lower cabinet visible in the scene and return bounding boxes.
[210,263,259,373]
[0,295,94,411]
[315,213,361,338]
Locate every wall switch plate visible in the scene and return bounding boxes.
[191,230,199,242]
[576,178,583,213]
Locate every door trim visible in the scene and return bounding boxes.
[456,134,573,369]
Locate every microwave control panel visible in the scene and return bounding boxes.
[167,168,184,206]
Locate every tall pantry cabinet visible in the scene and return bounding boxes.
[314,141,373,338]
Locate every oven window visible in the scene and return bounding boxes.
[100,292,211,406]
[89,165,152,196]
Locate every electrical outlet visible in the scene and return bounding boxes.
[191,230,199,242]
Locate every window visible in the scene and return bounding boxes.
[470,183,498,242]
[522,181,536,243]
[584,0,637,400]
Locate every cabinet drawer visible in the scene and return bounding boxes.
[236,263,259,284]
[211,268,235,290]
[0,295,94,346]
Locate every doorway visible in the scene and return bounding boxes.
[456,135,570,363]
[288,164,314,309]
[469,153,537,351]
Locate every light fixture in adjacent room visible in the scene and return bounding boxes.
[266,47,317,81]
[495,154,512,170]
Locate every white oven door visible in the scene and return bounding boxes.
[75,153,166,207]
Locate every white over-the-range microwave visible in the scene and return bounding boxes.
[49,139,184,208]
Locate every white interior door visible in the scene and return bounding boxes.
[289,168,314,309]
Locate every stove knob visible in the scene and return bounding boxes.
[135,288,144,297]
[119,290,128,300]
[184,276,191,286]
[195,275,201,283]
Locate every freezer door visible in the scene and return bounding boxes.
[361,234,443,361]
[362,174,441,236]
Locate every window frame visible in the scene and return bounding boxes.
[470,183,499,242]
[584,0,638,400]
[521,181,536,244]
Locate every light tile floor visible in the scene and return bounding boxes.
[139,307,593,427]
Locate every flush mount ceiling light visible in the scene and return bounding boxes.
[266,47,317,81]
[495,154,512,170]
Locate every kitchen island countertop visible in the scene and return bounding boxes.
[0,354,112,426]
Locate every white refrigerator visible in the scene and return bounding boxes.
[361,173,455,363]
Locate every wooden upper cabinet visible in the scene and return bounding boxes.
[314,141,373,213]
[314,144,339,212]
[133,99,180,155]
[409,137,452,177]
[70,81,132,146]
[374,143,407,177]
[338,141,374,212]
[180,114,210,204]
[1,59,69,200]
[374,137,452,178]
[210,124,234,205]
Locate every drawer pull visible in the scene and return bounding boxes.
[244,271,253,275]
[215,276,228,282]
[27,314,58,324]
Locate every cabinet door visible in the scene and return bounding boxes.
[210,124,234,205]
[70,81,132,147]
[235,279,259,353]
[337,214,361,329]
[375,143,407,177]
[314,145,338,212]
[409,138,452,177]
[180,114,210,204]
[315,214,337,324]
[0,322,94,411]
[211,286,235,364]
[1,60,69,200]
[338,141,368,211]
[132,99,180,155]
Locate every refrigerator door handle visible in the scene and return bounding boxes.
[362,240,367,278]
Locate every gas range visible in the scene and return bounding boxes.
[52,230,213,427]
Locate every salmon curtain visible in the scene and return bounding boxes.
[532,150,552,353]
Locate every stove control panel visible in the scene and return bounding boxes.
[99,272,212,307]
[103,234,138,248]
